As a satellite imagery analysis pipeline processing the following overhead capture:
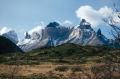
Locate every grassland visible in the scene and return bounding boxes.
[0,44,120,79]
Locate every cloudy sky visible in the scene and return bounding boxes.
[0,0,117,39]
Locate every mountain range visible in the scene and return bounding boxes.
[16,19,110,52]
[0,19,114,52]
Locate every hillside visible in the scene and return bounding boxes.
[0,36,23,54]
[0,43,119,64]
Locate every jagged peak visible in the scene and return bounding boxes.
[47,22,60,28]
[79,19,92,29]
[25,32,31,39]
[97,28,102,36]
[80,19,91,26]
[0,27,18,44]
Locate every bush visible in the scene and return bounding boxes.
[71,66,82,72]
[54,66,69,72]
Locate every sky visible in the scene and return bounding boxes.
[0,0,117,39]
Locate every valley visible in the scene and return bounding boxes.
[0,44,119,79]
[0,0,120,79]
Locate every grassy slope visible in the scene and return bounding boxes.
[0,43,119,65]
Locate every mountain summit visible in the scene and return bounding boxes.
[79,19,92,29]
[18,19,109,52]
[0,27,18,44]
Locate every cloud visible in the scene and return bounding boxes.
[0,27,12,35]
[62,20,73,27]
[99,6,113,18]
[28,26,44,35]
[76,5,113,27]
[27,21,46,35]
[63,20,73,25]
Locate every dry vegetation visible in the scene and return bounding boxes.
[0,44,120,79]
[0,63,119,79]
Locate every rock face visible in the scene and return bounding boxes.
[0,27,18,44]
[79,19,92,29]
[2,31,18,44]
[18,19,109,52]
[25,32,31,39]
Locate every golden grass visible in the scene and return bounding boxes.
[0,63,119,78]
[0,63,91,76]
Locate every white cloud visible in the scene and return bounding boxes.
[0,27,12,35]
[28,26,44,34]
[99,6,113,18]
[63,20,73,25]
[76,5,113,27]
[62,20,73,27]
[27,21,46,35]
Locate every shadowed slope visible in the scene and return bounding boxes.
[0,36,23,53]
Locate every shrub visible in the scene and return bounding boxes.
[54,66,69,72]
[71,66,82,72]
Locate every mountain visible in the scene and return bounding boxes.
[0,36,23,53]
[18,19,109,52]
[0,27,18,44]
